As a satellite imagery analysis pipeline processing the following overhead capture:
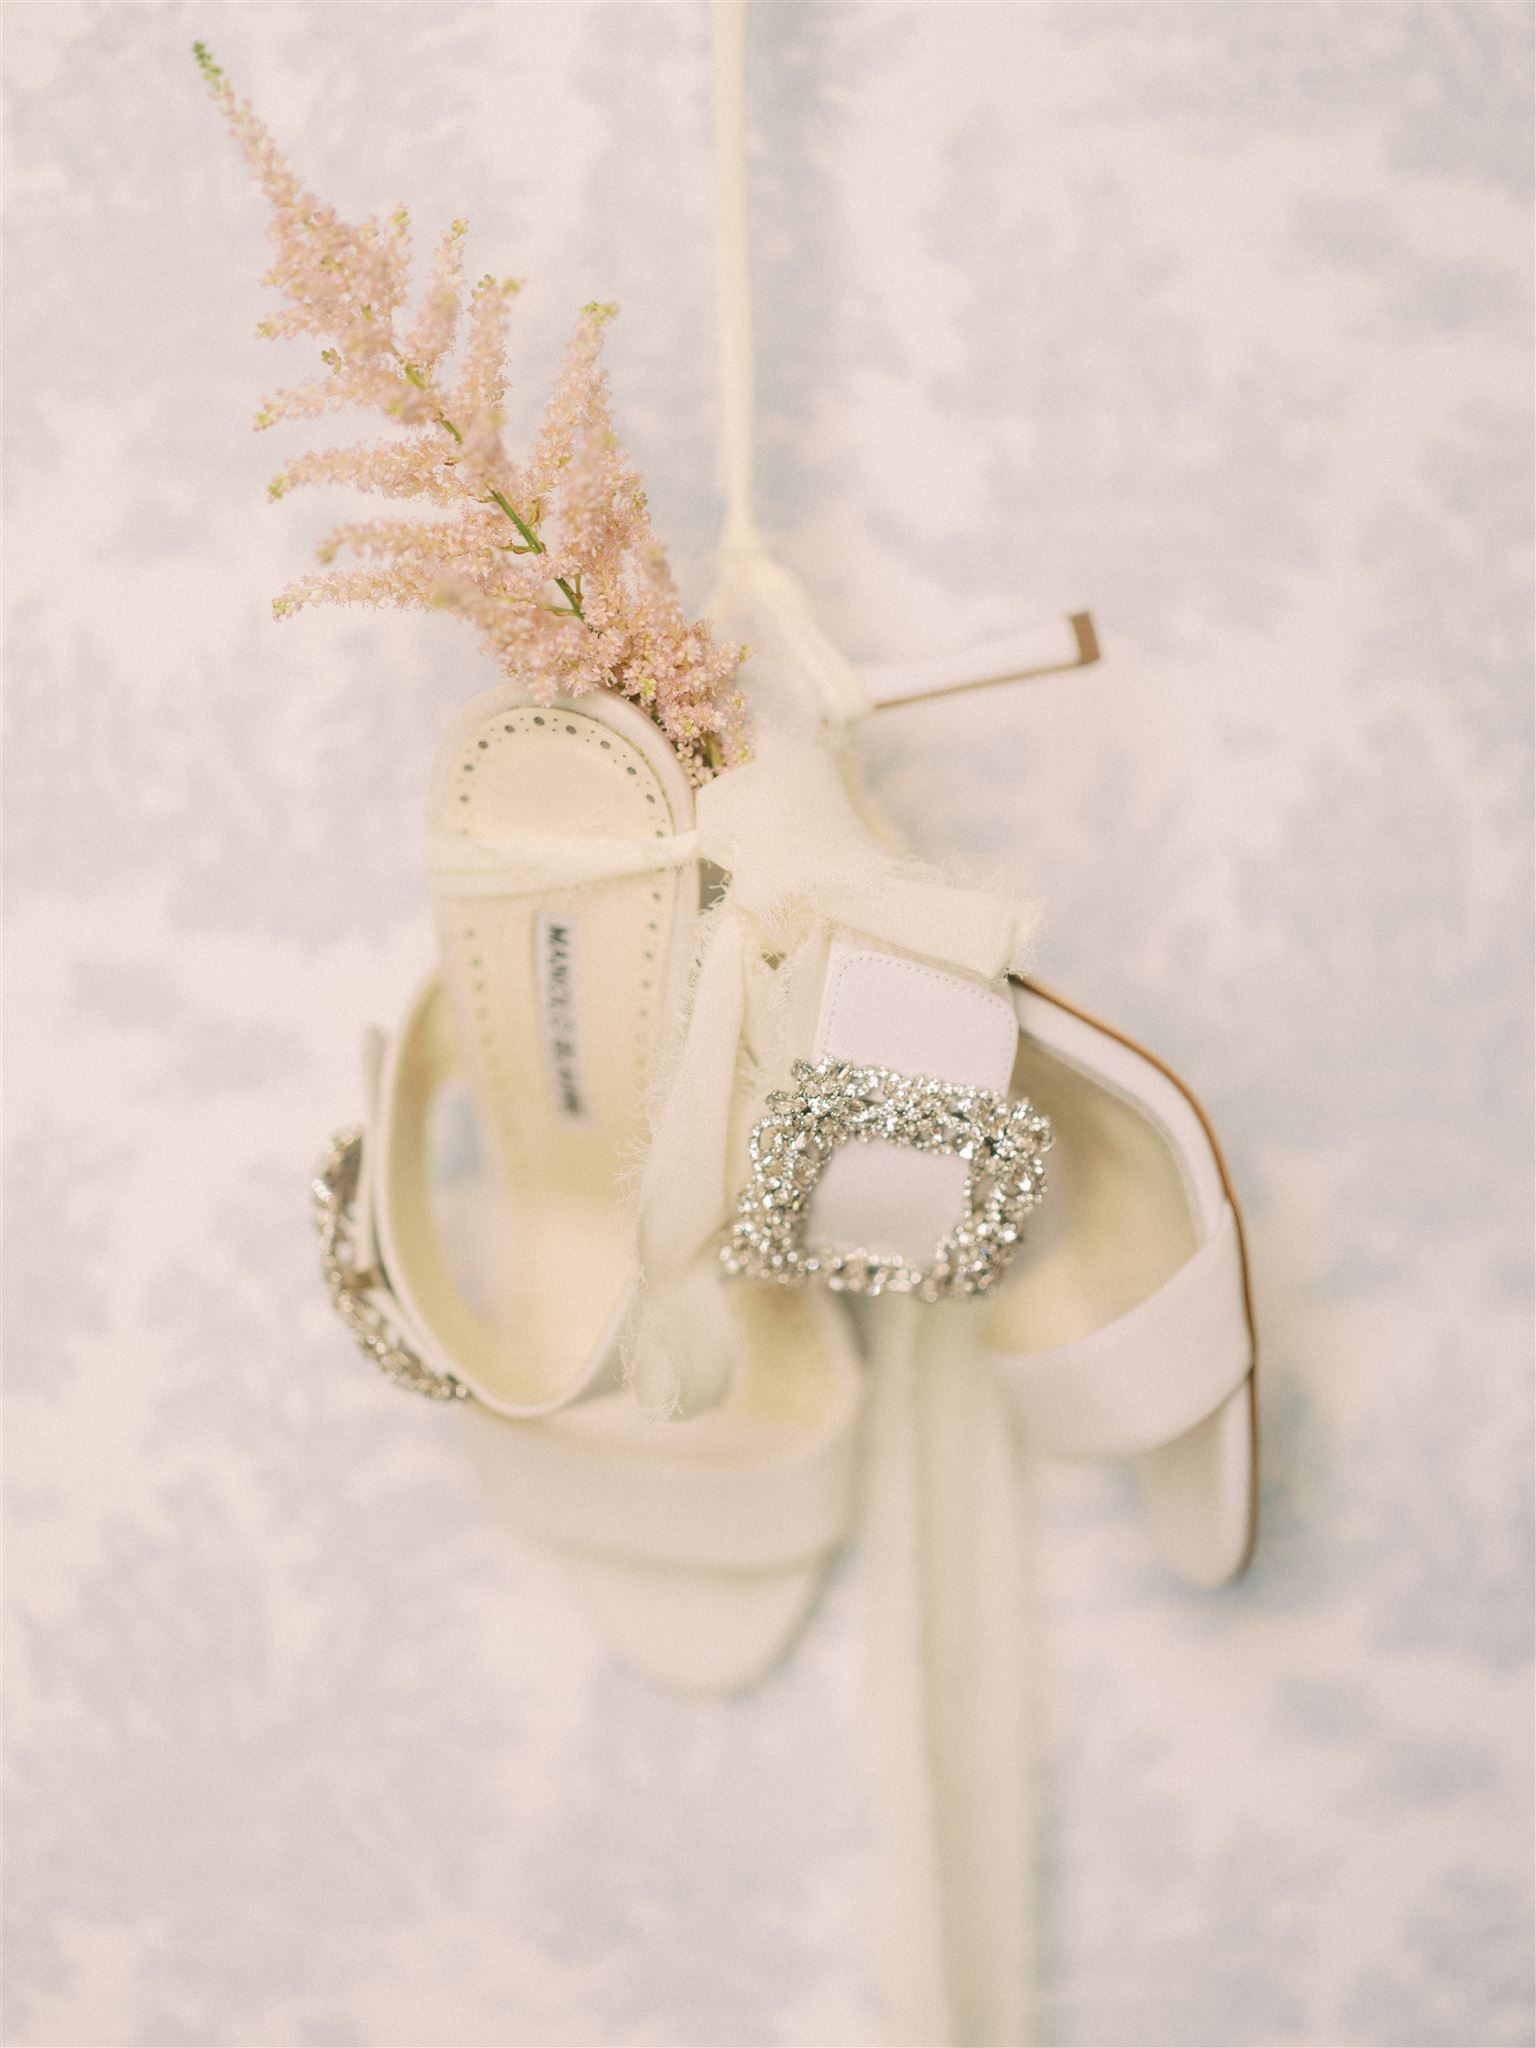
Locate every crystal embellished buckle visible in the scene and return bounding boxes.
[719,1058,1051,1301]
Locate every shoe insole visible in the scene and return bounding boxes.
[428,697,690,1409]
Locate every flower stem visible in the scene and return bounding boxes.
[486,488,586,621]
[394,343,585,623]
[487,487,542,553]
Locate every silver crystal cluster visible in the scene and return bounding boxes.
[719,1057,1051,1300]
[312,1126,468,1402]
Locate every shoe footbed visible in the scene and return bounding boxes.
[428,703,684,1409]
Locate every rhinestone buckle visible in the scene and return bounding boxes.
[719,1058,1051,1301]
[311,1127,468,1402]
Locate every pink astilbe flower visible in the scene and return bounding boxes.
[196,43,748,781]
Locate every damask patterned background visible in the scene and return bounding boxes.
[6,5,1532,2044]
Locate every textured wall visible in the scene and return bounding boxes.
[5,5,1532,2044]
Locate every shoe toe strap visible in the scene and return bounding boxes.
[466,1355,860,1575]
[985,1204,1253,1461]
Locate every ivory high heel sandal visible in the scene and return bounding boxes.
[196,37,878,1691]
[313,684,875,1691]
[694,8,1259,2041]
[685,622,1261,2046]
[333,686,875,1692]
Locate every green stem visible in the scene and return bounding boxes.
[486,493,584,624]
[395,345,586,624]
[487,487,542,554]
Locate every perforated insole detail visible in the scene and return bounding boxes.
[430,703,687,1409]
[983,1036,1198,1354]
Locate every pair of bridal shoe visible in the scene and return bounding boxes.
[212,6,1257,2034]
[315,547,1257,1696]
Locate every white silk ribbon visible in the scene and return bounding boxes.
[427,828,700,897]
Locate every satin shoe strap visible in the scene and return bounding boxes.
[985,1204,1252,1461]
